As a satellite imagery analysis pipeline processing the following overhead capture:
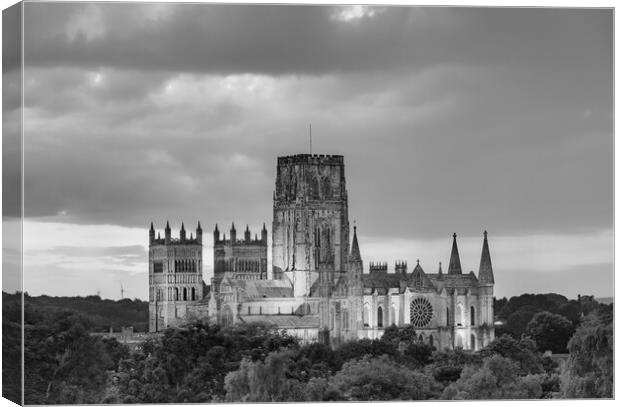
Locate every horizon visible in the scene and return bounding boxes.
[2,4,613,301]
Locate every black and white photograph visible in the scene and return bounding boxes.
[1,1,614,404]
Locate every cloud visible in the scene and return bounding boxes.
[21,5,611,76]
[331,6,386,22]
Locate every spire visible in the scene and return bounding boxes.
[149,221,155,245]
[196,221,203,244]
[230,222,237,242]
[448,233,462,275]
[350,225,361,262]
[180,222,186,241]
[244,224,251,241]
[478,230,495,285]
[213,223,220,243]
[261,222,268,243]
[438,261,443,276]
[165,220,171,244]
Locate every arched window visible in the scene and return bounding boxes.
[175,287,179,301]
[418,334,424,342]
[322,177,331,197]
[390,305,397,325]
[456,304,464,326]
[343,310,349,330]
[248,306,251,315]
[429,335,434,348]
[259,306,262,315]
[470,306,476,326]
[377,306,383,328]
[363,304,370,327]
[470,334,476,350]
[456,334,463,348]
[222,306,233,327]
[191,287,196,301]
[183,287,187,301]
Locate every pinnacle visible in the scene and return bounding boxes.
[448,232,462,275]
[479,230,494,285]
[350,224,361,261]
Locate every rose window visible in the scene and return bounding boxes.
[410,297,433,328]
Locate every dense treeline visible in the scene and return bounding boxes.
[3,292,613,403]
[14,292,149,332]
[493,293,608,353]
[3,291,146,404]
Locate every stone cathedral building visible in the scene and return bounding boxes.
[149,154,496,350]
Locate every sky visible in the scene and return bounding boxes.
[2,2,613,301]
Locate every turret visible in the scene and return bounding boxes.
[149,222,155,245]
[213,224,220,243]
[165,221,171,245]
[395,260,407,276]
[196,222,202,245]
[261,223,268,243]
[244,225,251,242]
[478,230,495,285]
[438,261,443,278]
[180,222,186,242]
[448,233,462,275]
[230,222,237,243]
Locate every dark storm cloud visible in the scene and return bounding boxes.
[2,2,21,74]
[21,4,611,77]
[15,4,611,238]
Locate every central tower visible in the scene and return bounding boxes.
[272,154,350,298]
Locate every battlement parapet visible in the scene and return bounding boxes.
[214,237,268,246]
[150,221,203,246]
[151,237,202,246]
[369,261,388,272]
[277,154,344,166]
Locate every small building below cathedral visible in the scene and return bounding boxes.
[148,153,496,350]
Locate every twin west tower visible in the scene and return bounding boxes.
[149,154,496,349]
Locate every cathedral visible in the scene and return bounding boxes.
[148,153,495,349]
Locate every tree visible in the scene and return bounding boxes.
[525,311,574,353]
[504,305,541,337]
[115,321,299,403]
[329,355,437,401]
[560,311,613,398]
[481,334,543,375]
[442,355,542,400]
[224,350,304,402]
